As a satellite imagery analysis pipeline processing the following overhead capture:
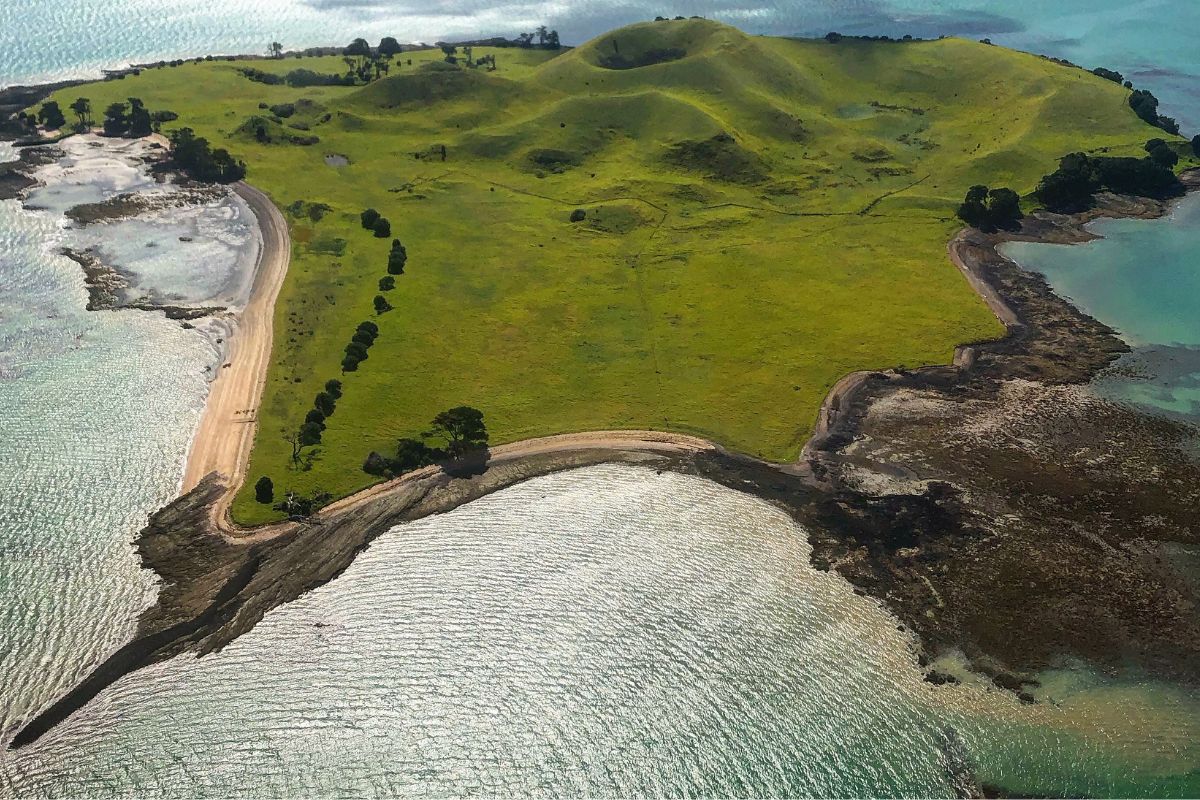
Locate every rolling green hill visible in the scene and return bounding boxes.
[40,19,1184,523]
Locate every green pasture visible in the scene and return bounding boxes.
[42,19,1184,523]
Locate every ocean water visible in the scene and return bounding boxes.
[1,1,1197,132]
[4,465,1200,797]
[1003,193,1200,421]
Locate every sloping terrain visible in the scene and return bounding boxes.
[42,18,1182,523]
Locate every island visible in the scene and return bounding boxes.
[3,17,1198,750]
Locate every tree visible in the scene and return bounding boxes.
[357,320,379,337]
[430,406,488,458]
[379,275,396,291]
[394,437,437,471]
[127,97,152,137]
[345,38,372,59]
[372,217,391,238]
[270,41,284,59]
[299,420,323,446]
[360,208,380,229]
[956,185,1022,231]
[379,36,403,57]
[387,239,407,274]
[546,30,561,49]
[825,32,844,43]
[1129,89,1161,127]
[1148,144,1179,168]
[69,97,91,128]
[441,44,458,64]
[314,390,337,416]
[1192,134,1200,157]
[517,32,534,47]
[374,294,392,314]
[1091,66,1123,83]
[536,25,548,46]
[345,341,370,362]
[305,408,327,429]
[102,102,129,136]
[37,101,66,130]
[955,184,988,227]
[325,378,343,399]
[254,476,274,503]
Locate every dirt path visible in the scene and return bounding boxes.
[179,181,290,526]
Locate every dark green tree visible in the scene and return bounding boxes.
[305,408,327,429]
[379,275,396,290]
[102,102,129,136]
[379,36,403,56]
[1192,134,1200,156]
[357,320,379,337]
[37,101,66,130]
[430,406,488,458]
[127,97,152,137]
[372,217,391,238]
[394,437,438,471]
[325,378,343,399]
[314,391,337,416]
[345,341,370,362]
[373,294,392,314]
[345,38,372,60]
[955,184,988,227]
[69,97,91,128]
[387,239,407,274]
[360,208,380,229]
[254,476,274,503]
[299,420,323,446]
[270,41,284,59]
[1148,144,1179,168]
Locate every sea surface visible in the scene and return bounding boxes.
[1,2,1200,797]
[1004,193,1200,422]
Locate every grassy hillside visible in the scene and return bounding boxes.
[41,19,1183,524]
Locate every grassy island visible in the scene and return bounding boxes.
[40,19,1178,523]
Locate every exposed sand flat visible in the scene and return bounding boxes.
[179,181,289,528]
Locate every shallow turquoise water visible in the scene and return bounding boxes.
[1004,193,1200,421]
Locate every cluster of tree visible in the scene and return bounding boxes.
[239,66,356,87]
[362,406,489,477]
[438,44,498,70]
[169,127,246,183]
[1194,134,1200,157]
[342,320,379,372]
[824,32,921,43]
[101,97,154,137]
[955,185,1023,231]
[360,208,391,237]
[511,26,561,48]
[36,101,66,130]
[1129,88,1180,135]
[1091,66,1125,84]
[1035,150,1184,212]
[288,378,344,456]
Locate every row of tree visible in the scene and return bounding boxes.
[342,320,379,372]
[286,378,345,458]
[363,406,489,477]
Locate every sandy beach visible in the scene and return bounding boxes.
[179,181,289,523]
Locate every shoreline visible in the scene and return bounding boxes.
[6,92,1200,746]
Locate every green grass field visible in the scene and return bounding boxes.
[43,20,1186,524]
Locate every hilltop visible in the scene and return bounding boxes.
[34,18,1186,523]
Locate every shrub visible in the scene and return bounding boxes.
[374,294,393,314]
[379,275,396,290]
[570,208,586,222]
[372,217,392,238]
[254,476,274,503]
[360,208,380,229]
